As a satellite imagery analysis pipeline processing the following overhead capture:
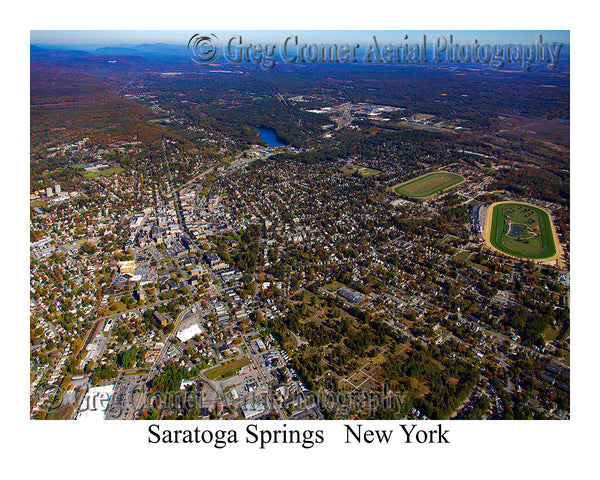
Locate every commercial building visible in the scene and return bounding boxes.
[471,205,487,234]
[118,260,136,274]
[338,287,364,303]
[176,323,203,342]
[154,312,171,328]
[241,401,267,419]
[75,384,115,421]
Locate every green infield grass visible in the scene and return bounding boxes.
[392,172,465,198]
[489,202,556,259]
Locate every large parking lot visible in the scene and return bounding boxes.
[106,374,146,420]
[133,262,157,284]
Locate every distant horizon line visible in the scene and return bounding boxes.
[30,30,570,47]
[31,40,571,50]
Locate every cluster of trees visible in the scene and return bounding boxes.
[271,149,339,165]
[504,306,552,347]
[92,364,118,384]
[113,326,134,344]
[215,225,262,278]
[332,64,568,128]
[383,342,479,419]
[270,303,343,349]
[150,364,186,393]
[233,225,261,273]
[117,346,147,369]
[160,71,325,148]
[265,291,414,400]
[494,167,569,205]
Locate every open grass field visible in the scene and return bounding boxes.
[83,165,124,178]
[323,280,345,292]
[358,167,380,177]
[30,199,48,208]
[440,235,460,245]
[453,251,472,263]
[391,172,465,198]
[97,301,128,317]
[486,202,557,260]
[339,164,357,175]
[339,164,381,177]
[204,357,250,380]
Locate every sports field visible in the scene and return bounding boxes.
[340,164,381,177]
[391,172,465,198]
[485,202,558,260]
[83,165,124,178]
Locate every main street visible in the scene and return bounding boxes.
[162,139,185,228]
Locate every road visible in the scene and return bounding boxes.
[241,334,286,419]
[162,139,185,229]
[95,295,191,322]
[129,302,199,418]
[177,160,220,192]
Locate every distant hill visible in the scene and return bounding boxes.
[30,45,162,75]
[91,43,188,57]
[31,43,195,73]
[32,42,188,58]
[31,45,95,61]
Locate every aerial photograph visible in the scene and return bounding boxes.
[29,29,571,423]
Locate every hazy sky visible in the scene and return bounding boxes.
[31,30,570,46]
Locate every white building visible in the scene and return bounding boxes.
[241,402,266,419]
[176,323,203,343]
[75,384,115,421]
